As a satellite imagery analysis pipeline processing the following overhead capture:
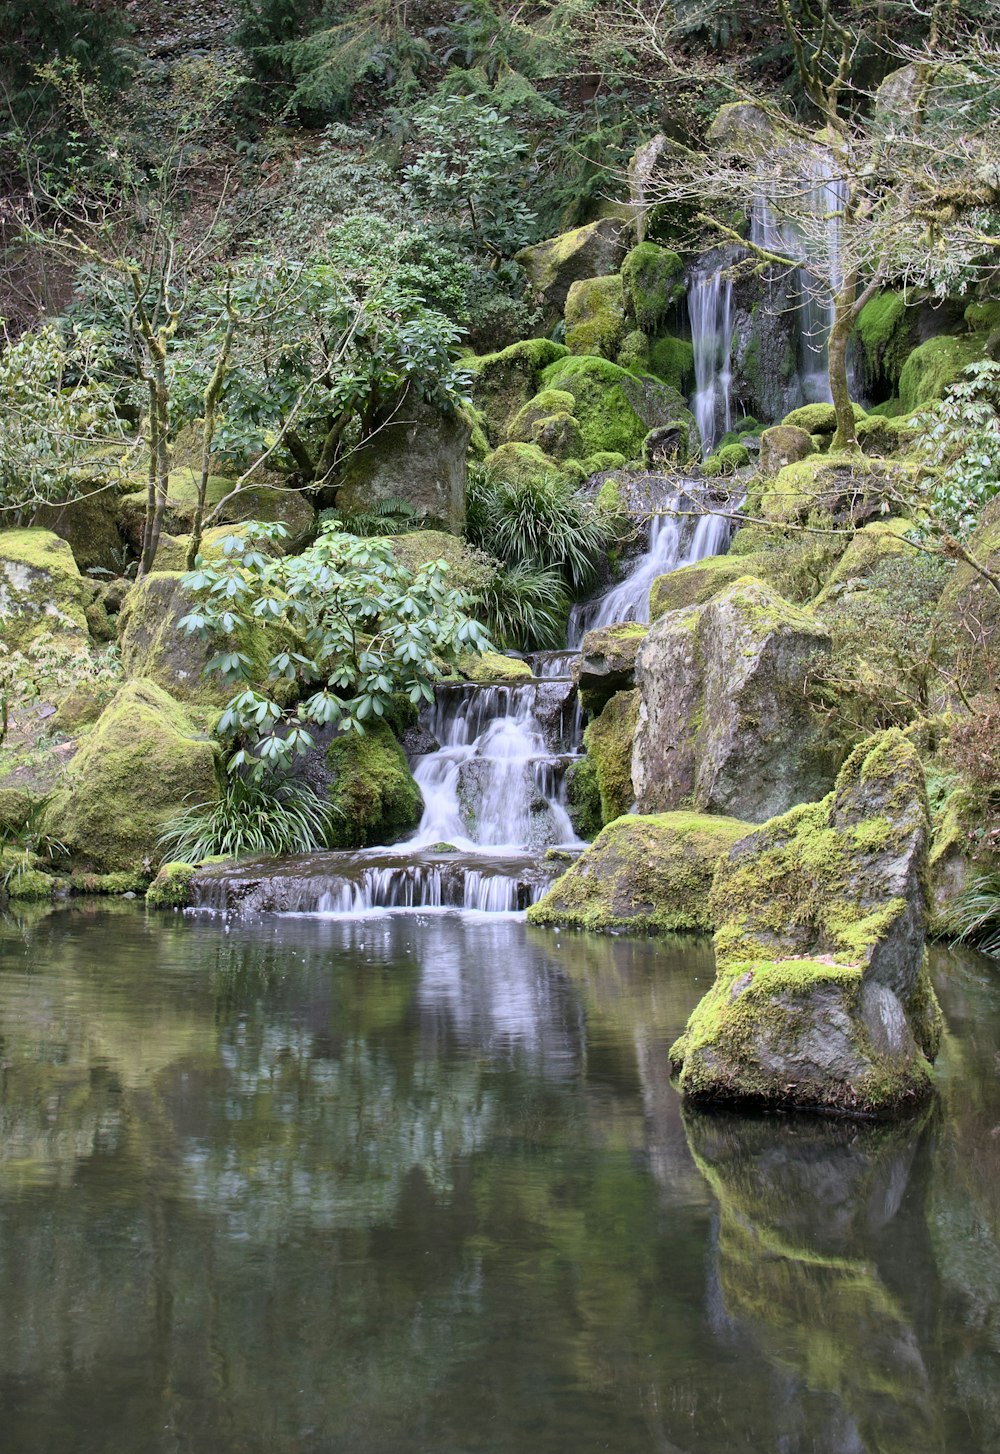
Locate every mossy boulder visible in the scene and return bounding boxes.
[758,424,815,476]
[707,101,792,159]
[468,339,570,445]
[584,688,640,825]
[118,473,315,553]
[564,274,626,358]
[388,530,497,597]
[118,571,281,707]
[0,528,91,650]
[146,860,198,909]
[45,680,219,872]
[52,683,106,733]
[325,721,423,849]
[634,577,833,823]
[701,442,750,478]
[573,622,647,715]
[0,786,36,836]
[780,402,868,436]
[32,486,125,576]
[760,454,914,528]
[528,810,752,934]
[648,334,695,393]
[541,354,698,461]
[813,519,915,605]
[335,400,470,533]
[898,333,987,412]
[481,441,577,493]
[515,218,628,331]
[931,495,1000,695]
[508,389,577,443]
[670,729,941,1116]
[854,290,921,397]
[648,551,794,619]
[620,243,685,333]
[458,651,532,685]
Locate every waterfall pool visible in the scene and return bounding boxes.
[1,902,998,1453]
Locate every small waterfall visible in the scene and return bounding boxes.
[689,264,734,454]
[568,489,731,645]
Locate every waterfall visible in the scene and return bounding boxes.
[689,264,734,454]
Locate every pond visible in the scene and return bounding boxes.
[0,903,998,1454]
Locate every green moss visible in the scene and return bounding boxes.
[466,338,570,445]
[481,441,577,490]
[540,354,696,461]
[964,300,1000,332]
[898,332,987,411]
[591,457,627,487]
[867,398,906,418]
[564,756,603,841]
[389,531,497,596]
[508,389,577,442]
[814,519,914,602]
[0,787,35,836]
[44,679,220,873]
[564,274,626,358]
[5,866,57,901]
[146,860,197,908]
[649,552,797,619]
[648,334,695,393]
[584,689,640,825]
[701,442,750,477]
[780,403,868,434]
[620,243,685,332]
[119,475,315,552]
[528,810,752,934]
[458,651,532,684]
[0,527,90,649]
[759,454,916,527]
[325,720,423,850]
[616,329,650,374]
[69,869,148,895]
[854,290,915,393]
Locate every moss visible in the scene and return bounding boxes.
[481,441,577,490]
[701,442,750,477]
[564,274,626,358]
[780,402,868,434]
[649,551,795,619]
[118,475,315,552]
[867,398,906,419]
[528,810,752,934]
[648,334,695,393]
[146,861,198,908]
[44,679,219,873]
[898,332,987,411]
[541,353,696,461]
[616,329,651,374]
[590,456,628,485]
[514,220,627,325]
[0,527,90,649]
[759,454,916,528]
[814,519,914,602]
[466,338,570,445]
[389,531,497,596]
[508,389,577,442]
[70,869,148,895]
[325,720,423,850]
[854,414,906,456]
[584,689,640,825]
[564,757,603,841]
[964,300,1000,332]
[530,412,586,462]
[5,867,57,901]
[458,651,532,684]
[620,243,686,332]
[0,786,35,836]
[854,290,916,393]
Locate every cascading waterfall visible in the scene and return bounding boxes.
[689,264,734,454]
[191,487,731,920]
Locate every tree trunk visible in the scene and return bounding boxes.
[140,350,171,576]
[187,311,237,571]
[828,278,859,453]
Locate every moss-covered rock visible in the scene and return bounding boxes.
[335,400,469,533]
[4,862,58,901]
[760,454,915,528]
[573,622,647,714]
[898,333,987,412]
[541,354,698,461]
[620,243,685,333]
[325,721,423,849]
[780,402,868,435]
[481,441,577,493]
[701,442,750,477]
[758,424,815,476]
[648,334,695,393]
[648,551,795,619]
[528,810,752,934]
[564,274,626,358]
[45,680,219,872]
[458,651,532,685]
[707,101,792,159]
[507,389,577,443]
[0,786,36,836]
[146,860,198,908]
[69,869,148,896]
[854,290,921,397]
[564,756,603,841]
[584,688,640,825]
[388,530,498,596]
[467,338,570,445]
[634,577,833,823]
[51,683,106,733]
[813,519,916,604]
[118,474,316,553]
[0,528,91,650]
[931,495,1000,695]
[32,486,125,576]
[670,729,941,1116]
[515,218,628,331]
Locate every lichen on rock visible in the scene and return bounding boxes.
[670,729,942,1116]
[528,809,752,934]
[0,528,91,650]
[564,274,626,358]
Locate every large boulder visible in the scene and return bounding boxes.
[515,219,629,331]
[32,486,125,576]
[648,550,803,619]
[324,721,423,850]
[388,530,498,596]
[573,622,647,714]
[757,424,815,476]
[118,473,315,553]
[670,730,942,1116]
[620,243,685,333]
[759,454,916,528]
[335,401,470,533]
[633,577,833,823]
[0,528,91,650]
[467,339,570,446]
[564,275,626,358]
[45,679,219,872]
[528,810,752,934]
[584,688,640,826]
[540,354,698,461]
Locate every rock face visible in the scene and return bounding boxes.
[45,679,219,872]
[670,729,943,1116]
[540,354,698,461]
[584,688,640,825]
[758,424,815,476]
[573,622,647,714]
[515,219,628,331]
[335,401,470,532]
[0,529,91,649]
[32,487,125,576]
[528,810,752,934]
[118,474,315,553]
[633,577,833,823]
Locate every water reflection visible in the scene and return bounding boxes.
[0,906,998,1452]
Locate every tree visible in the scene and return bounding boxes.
[178,521,490,776]
[620,0,1000,450]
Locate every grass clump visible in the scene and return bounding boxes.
[159,774,334,862]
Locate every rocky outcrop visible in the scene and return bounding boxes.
[467,339,569,445]
[759,454,916,528]
[0,528,91,650]
[528,810,752,934]
[44,679,219,872]
[633,577,833,823]
[515,219,629,331]
[335,400,470,533]
[540,354,698,462]
[573,622,646,714]
[670,729,942,1116]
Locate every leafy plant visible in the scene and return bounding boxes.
[914,361,1000,540]
[474,560,569,652]
[159,773,335,861]
[178,521,490,775]
[948,874,1000,958]
[466,463,615,596]
[322,498,427,537]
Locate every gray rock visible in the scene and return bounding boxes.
[572,622,647,715]
[335,400,470,533]
[758,424,816,476]
[632,577,833,823]
[515,219,629,332]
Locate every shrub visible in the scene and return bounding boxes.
[159,774,334,861]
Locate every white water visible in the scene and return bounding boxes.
[689,265,734,453]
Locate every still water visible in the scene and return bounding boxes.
[0,903,998,1454]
